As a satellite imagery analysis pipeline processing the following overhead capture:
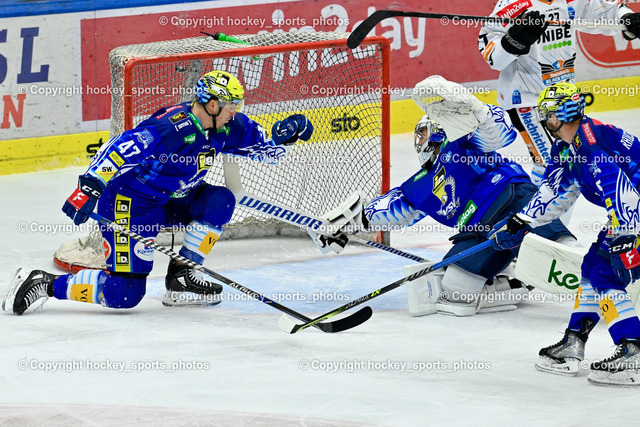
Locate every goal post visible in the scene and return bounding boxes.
[54,32,391,272]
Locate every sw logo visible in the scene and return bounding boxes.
[547,259,580,290]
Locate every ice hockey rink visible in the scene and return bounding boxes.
[2,108,640,426]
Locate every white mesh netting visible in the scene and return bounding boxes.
[55,32,389,270]
[109,31,389,239]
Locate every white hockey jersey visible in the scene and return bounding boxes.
[479,0,632,110]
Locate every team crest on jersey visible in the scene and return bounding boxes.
[432,166,460,218]
[197,148,217,171]
[134,128,154,148]
[169,111,188,124]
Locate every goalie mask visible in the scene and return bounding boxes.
[536,82,585,132]
[414,115,447,169]
[195,70,245,113]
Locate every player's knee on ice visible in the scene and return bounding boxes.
[53,270,147,309]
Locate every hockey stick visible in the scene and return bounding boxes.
[88,212,372,333]
[279,239,494,333]
[347,10,626,48]
[223,160,427,263]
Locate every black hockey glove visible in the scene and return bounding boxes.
[621,13,640,41]
[501,10,548,55]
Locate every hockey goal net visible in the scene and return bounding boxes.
[54,31,390,272]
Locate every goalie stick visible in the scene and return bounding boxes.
[88,212,372,333]
[222,160,427,263]
[347,10,626,48]
[279,239,493,334]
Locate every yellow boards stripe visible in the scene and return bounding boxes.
[248,102,381,144]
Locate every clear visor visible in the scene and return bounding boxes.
[219,98,244,112]
[536,106,549,122]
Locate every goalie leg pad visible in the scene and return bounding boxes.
[403,262,441,317]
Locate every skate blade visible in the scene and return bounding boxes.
[2,268,27,313]
[161,291,222,307]
[588,370,640,387]
[162,299,222,307]
[534,357,580,377]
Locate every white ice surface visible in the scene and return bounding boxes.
[3,110,640,426]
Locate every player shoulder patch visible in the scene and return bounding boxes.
[134,128,154,148]
[169,111,187,124]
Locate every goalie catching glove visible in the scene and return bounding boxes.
[308,192,368,254]
[271,114,314,145]
[62,175,105,225]
[411,75,490,142]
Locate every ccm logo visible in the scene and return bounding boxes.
[81,184,101,198]
[610,242,634,253]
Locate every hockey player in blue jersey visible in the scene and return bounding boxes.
[490,82,640,386]
[3,70,313,315]
[315,76,573,316]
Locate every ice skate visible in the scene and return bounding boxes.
[3,268,56,315]
[163,260,222,307]
[588,339,640,387]
[536,329,587,376]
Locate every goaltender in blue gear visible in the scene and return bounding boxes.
[314,76,573,317]
[490,81,640,386]
[3,70,314,314]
